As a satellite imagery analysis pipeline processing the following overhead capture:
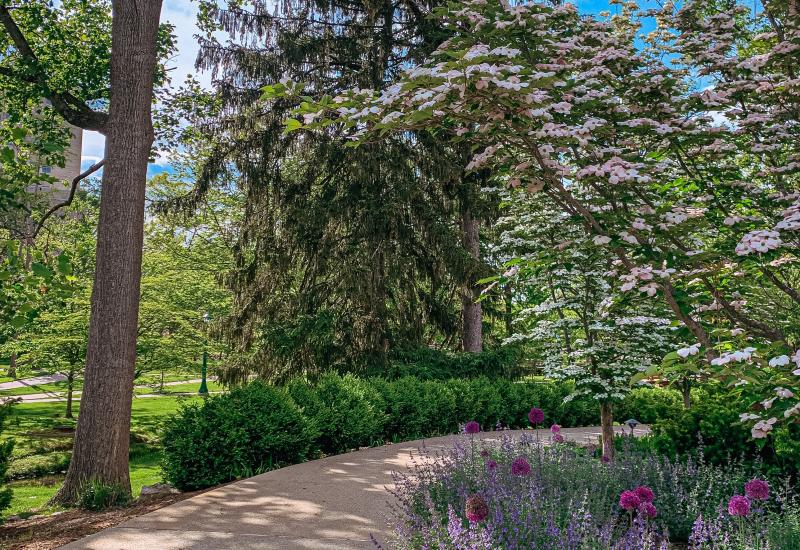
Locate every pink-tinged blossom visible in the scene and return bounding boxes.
[550,424,561,434]
[735,230,782,255]
[751,417,777,439]
[464,421,481,434]
[677,344,700,358]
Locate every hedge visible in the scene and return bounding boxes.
[162,374,691,490]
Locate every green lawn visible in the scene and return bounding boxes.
[2,395,205,517]
[133,381,223,396]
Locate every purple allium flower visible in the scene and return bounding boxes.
[639,502,657,518]
[528,407,544,425]
[744,479,769,500]
[552,433,564,443]
[479,449,489,458]
[728,495,750,517]
[601,455,611,463]
[486,459,498,471]
[510,456,532,476]
[464,421,481,434]
[619,490,641,511]
[550,423,561,434]
[634,486,655,504]
[465,494,489,523]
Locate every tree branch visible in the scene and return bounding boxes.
[32,159,105,237]
[0,3,108,133]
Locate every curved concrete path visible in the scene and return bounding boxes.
[61,425,649,550]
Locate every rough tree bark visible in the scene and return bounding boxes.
[460,206,482,352]
[53,0,163,503]
[600,401,615,461]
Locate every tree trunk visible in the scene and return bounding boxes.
[681,378,692,409]
[53,0,162,504]
[65,367,74,420]
[600,401,615,461]
[8,352,16,379]
[460,206,482,352]
[503,284,513,337]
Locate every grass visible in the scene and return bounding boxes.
[133,381,223,396]
[2,395,205,518]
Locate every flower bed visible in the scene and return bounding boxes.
[390,423,800,548]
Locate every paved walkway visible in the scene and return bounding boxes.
[0,373,67,391]
[3,379,213,403]
[61,425,649,550]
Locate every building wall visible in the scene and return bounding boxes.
[26,124,83,204]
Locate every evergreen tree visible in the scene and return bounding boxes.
[178,0,491,380]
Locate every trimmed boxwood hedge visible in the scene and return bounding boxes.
[162,374,687,490]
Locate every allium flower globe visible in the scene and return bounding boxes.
[728,495,750,517]
[640,502,657,518]
[619,490,641,511]
[464,420,481,434]
[744,479,769,501]
[465,494,489,523]
[486,459,498,471]
[550,423,561,434]
[528,407,544,425]
[510,456,531,476]
[552,433,564,443]
[634,486,655,504]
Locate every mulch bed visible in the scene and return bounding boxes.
[0,491,202,550]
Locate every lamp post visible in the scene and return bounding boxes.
[199,312,210,395]
[625,418,639,437]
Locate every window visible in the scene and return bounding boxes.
[40,165,52,174]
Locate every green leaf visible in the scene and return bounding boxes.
[284,118,302,132]
[31,262,52,279]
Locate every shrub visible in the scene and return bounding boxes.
[378,377,459,441]
[288,373,385,454]
[7,451,70,480]
[78,480,130,510]
[649,386,799,479]
[616,387,683,425]
[377,346,522,380]
[162,381,315,490]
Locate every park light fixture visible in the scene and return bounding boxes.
[199,312,211,395]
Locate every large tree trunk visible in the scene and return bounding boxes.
[600,401,615,461]
[460,206,482,353]
[53,0,162,504]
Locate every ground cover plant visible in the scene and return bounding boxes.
[390,422,800,549]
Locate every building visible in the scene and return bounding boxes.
[25,123,83,204]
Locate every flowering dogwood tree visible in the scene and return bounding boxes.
[267,0,800,438]
[491,192,676,457]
